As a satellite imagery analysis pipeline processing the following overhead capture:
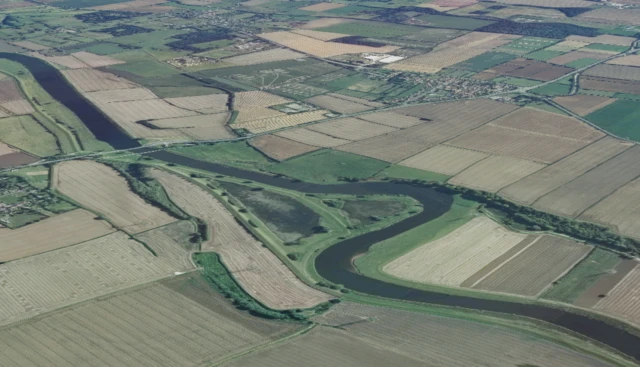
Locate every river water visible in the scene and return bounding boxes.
[7,52,640,362]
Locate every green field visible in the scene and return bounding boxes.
[492,76,540,87]
[586,100,640,140]
[170,142,273,171]
[415,14,493,30]
[52,0,130,8]
[452,51,516,72]
[542,248,621,303]
[498,37,559,55]
[584,43,629,53]
[565,58,599,68]
[376,165,450,182]
[0,115,59,157]
[267,150,389,183]
[531,82,571,96]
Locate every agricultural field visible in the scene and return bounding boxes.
[224,48,304,66]
[357,111,423,128]
[0,230,193,327]
[275,127,351,147]
[554,95,617,116]
[52,160,175,234]
[580,76,640,95]
[150,169,332,309]
[307,117,397,141]
[0,115,59,157]
[586,100,640,141]
[500,137,633,205]
[580,177,640,239]
[249,134,319,161]
[594,264,640,327]
[306,95,373,114]
[584,64,640,82]
[0,274,302,367]
[399,145,489,176]
[449,155,545,193]
[0,209,114,262]
[485,58,573,81]
[533,145,640,218]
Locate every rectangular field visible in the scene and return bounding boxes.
[0,230,192,326]
[233,110,328,133]
[258,31,399,58]
[500,137,632,205]
[549,51,608,65]
[249,134,319,161]
[584,64,640,81]
[52,161,175,234]
[70,51,124,67]
[449,155,545,192]
[305,95,372,114]
[275,127,350,147]
[606,55,640,67]
[224,48,304,65]
[586,100,640,141]
[486,58,573,81]
[0,209,114,262]
[580,177,640,239]
[86,88,158,103]
[307,117,397,141]
[385,32,518,73]
[383,217,528,286]
[233,91,291,109]
[399,145,489,175]
[553,95,616,116]
[1,99,35,115]
[567,34,637,47]
[0,79,23,102]
[533,145,640,217]
[165,93,228,113]
[594,264,640,327]
[62,69,137,92]
[580,75,640,94]
[0,274,301,367]
[150,169,332,310]
[473,236,592,296]
[357,111,423,128]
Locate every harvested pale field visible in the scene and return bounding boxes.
[0,99,35,115]
[399,145,489,175]
[299,17,353,29]
[386,32,518,73]
[357,111,423,128]
[337,135,430,163]
[226,326,426,367]
[474,236,592,296]
[0,109,9,118]
[0,275,301,367]
[258,31,399,58]
[311,302,613,367]
[593,264,640,327]
[234,109,328,133]
[487,58,573,81]
[306,95,372,114]
[394,99,517,125]
[165,93,228,112]
[235,107,285,124]
[491,6,567,19]
[11,40,49,51]
[493,0,592,6]
[546,40,590,52]
[574,259,637,309]
[581,75,640,94]
[62,69,137,92]
[0,209,114,262]
[327,93,384,107]
[0,141,16,155]
[52,161,175,234]
[291,29,346,41]
[0,231,192,326]
[70,51,124,68]
[584,64,640,81]
[149,114,234,140]
[307,117,397,140]
[86,87,157,103]
[384,217,528,287]
[31,54,88,69]
[578,8,640,26]
[90,0,167,10]
[299,2,346,11]
[580,177,640,239]
[0,79,22,102]
[249,134,318,161]
[500,137,632,205]
[446,124,597,164]
[553,95,616,116]
[275,127,350,147]
[419,0,476,11]
[533,145,640,217]
[450,155,545,192]
[567,34,637,47]
[491,108,604,141]
[224,48,304,66]
[549,50,608,65]
[150,169,331,309]
[607,55,640,67]
[233,90,290,109]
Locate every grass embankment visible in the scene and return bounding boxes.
[0,59,111,153]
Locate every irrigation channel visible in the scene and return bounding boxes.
[6,52,640,362]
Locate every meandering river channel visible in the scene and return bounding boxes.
[6,52,640,362]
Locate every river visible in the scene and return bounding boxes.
[7,52,640,362]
